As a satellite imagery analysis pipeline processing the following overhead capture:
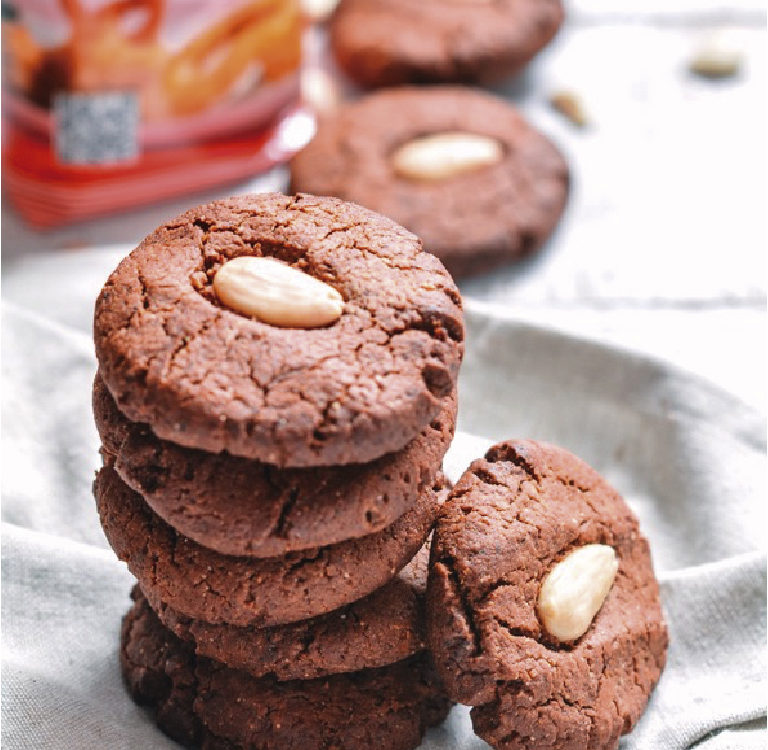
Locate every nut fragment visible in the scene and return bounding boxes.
[392,132,503,181]
[689,36,742,79]
[213,256,343,328]
[549,90,588,128]
[537,544,618,642]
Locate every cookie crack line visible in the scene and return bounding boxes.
[468,528,619,623]
[488,442,597,498]
[489,611,588,657]
[485,442,540,481]
[165,315,216,378]
[437,554,484,658]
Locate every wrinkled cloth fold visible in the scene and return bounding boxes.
[2,302,765,749]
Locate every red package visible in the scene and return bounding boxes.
[2,0,311,227]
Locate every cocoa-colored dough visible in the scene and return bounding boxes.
[96,465,447,627]
[330,0,564,88]
[139,540,429,681]
[121,589,451,750]
[94,374,455,557]
[291,88,569,279]
[94,193,464,467]
[427,440,668,750]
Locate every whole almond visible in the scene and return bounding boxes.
[537,544,618,642]
[212,256,343,328]
[392,132,503,181]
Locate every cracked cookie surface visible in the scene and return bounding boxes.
[94,193,463,467]
[138,540,430,681]
[96,465,447,627]
[426,440,667,750]
[329,0,564,88]
[94,374,455,557]
[121,589,451,750]
[290,88,569,279]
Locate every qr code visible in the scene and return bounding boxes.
[54,92,139,165]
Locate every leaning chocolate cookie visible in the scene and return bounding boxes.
[94,374,455,557]
[94,193,463,467]
[329,0,564,88]
[121,590,451,750]
[427,440,667,750]
[96,465,447,628]
[139,540,430,681]
[291,88,569,279]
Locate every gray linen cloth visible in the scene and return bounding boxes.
[2,301,765,749]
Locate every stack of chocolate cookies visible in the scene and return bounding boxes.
[91,193,465,749]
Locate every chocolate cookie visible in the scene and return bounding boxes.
[139,540,429,681]
[290,88,569,279]
[95,465,446,627]
[121,590,451,749]
[94,374,456,557]
[427,440,667,749]
[94,193,463,467]
[329,0,564,88]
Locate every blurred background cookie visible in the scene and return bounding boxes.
[329,0,563,88]
[291,87,569,279]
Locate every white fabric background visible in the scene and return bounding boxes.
[2,301,765,749]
